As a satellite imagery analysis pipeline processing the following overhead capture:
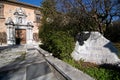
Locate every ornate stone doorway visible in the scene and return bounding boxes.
[15,29,26,44]
[5,7,34,45]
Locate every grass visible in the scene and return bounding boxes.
[61,42,120,80]
[113,42,120,58]
[40,28,120,80]
[41,41,120,80]
[63,58,120,80]
[113,42,120,50]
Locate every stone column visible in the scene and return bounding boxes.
[30,28,33,41]
[5,17,15,45]
[6,25,15,45]
[26,27,33,44]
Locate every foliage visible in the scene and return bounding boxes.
[64,58,120,80]
[84,67,120,80]
[40,0,120,80]
[114,42,120,50]
[113,42,120,58]
[57,0,120,34]
[40,0,78,60]
[40,0,98,35]
[40,31,75,60]
[104,20,120,42]
[104,20,120,58]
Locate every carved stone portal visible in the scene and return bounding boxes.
[5,7,33,45]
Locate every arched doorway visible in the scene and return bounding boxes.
[15,29,26,45]
[6,7,34,45]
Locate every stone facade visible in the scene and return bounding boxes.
[0,0,41,45]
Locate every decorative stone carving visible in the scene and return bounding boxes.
[5,8,34,45]
[5,17,15,45]
[5,17,14,25]
[72,32,120,64]
[14,7,26,16]
[14,7,27,24]
[27,22,33,26]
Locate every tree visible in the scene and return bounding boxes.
[40,0,120,35]
[57,0,120,34]
[104,19,120,42]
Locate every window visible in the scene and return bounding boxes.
[34,10,41,23]
[36,14,41,23]
[18,17,22,23]
[0,3,4,18]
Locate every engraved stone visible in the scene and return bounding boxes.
[72,32,120,64]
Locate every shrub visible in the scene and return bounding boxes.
[40,31,75,60]
[113,42,120,58]
[104,25,120,42]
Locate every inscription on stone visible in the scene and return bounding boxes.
[72,32,120,64]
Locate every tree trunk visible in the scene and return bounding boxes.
[98,23,103,34]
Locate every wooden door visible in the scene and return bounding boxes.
[15,29,26,44]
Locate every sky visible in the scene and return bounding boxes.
[20,0,43,6]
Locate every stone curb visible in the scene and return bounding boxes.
[37,47,95,80]
[35,47,52,57]
[46,56,95,80]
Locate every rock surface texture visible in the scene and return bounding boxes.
[72,32,120,64]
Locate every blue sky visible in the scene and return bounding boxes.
[20,0,43,6]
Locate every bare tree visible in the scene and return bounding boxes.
[57,0,120,34]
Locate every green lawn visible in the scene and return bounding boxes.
[64,59,120,80]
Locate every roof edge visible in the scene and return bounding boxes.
[0,0,41,9]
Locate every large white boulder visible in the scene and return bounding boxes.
[71,32,120,64]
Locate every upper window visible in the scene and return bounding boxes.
[34,10,41,23]
[0,4,4,18]
[18,17,22,23]
[36,14,41,23]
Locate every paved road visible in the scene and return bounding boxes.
[0,45,60,80]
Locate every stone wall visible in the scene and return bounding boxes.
[0,1,41,44]
[3,2,39,34]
